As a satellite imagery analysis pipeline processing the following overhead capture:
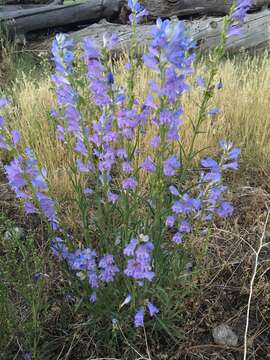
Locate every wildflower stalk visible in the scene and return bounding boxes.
[152,69,168,251]
[183,14,231,174]
[126,6,138,109]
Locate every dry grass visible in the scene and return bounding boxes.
[3,53,270,203]
[3,77,75,200]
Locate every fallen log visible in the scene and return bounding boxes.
[0,5,44,10]
[68,9,270,54]
[47,0,63,5]
[0,0,124,36]
[3,0,55,4]
[0,0,62,11]
[141,0,270,18]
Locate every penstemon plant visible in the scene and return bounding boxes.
[0,0,251,339]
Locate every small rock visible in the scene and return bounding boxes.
[15,33,27,47]
[3,226,25,241]
[212,324,238,346]
[185,261,194,274]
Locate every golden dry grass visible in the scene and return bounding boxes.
[4,76,75,197]
[3,53,270,203]
[116,53,270,165]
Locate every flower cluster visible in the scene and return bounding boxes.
[124,235,155,283]
[70,249,119,301]
[128,0,148,24]
[51,237,119,302]
[84,37,112,106]
[51,35,84,140]
[141,18,196,185]
[122,234,159,327]
[228,0,252,36]
[166,141,240,243]
[51,33,74,74]
[0,98,11,150]
[3,140,59,230]
[134,301,159,328]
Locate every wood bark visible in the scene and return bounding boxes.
[68,9,270,54]
[0,0,124,35]
[141,0,270,18]
[47,0,63,5]
[1,5,43,11]
[0,0,62,11]
[2,0,54,4]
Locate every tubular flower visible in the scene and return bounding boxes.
[5,148,59,230]
[98,254,120,283]
[124,237,155,283]
[134,307,145,328]
[228,0,252,36]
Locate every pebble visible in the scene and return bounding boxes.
[3,226,25,241]
[212,323,239,346]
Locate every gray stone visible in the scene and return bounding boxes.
[212,324,239,346]
[185,261,194,274]
[4,227,25,241]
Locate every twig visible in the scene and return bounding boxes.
[243,209,270,360]
[143,326,152,360]
[90,358,121,360]
[118,323,150,360]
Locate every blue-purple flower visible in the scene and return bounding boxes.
[89,291,97,303]
[228,0,252,37]
[4,148,59,229]
[124,238,138,256]
[0,97,9,108]
[128,0,148,24]
[120,294,132,308]
[122,176,138,190]
[163,156,180,177]
[124,237,155,282]
[99,254,119,283]
[51,33,75,75]
[140,156,156,173]
[147,302,159,317]
[166,215,175,228]
[134,307,145,327]
[201,157,221,182]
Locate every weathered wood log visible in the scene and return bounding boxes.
[47,0,63,5]
[0,5,43,11]
[68,9,270,54]
[0,0,124,35]
[0,0,62,11]
[141,0,270,17]
[2,0,54,4]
